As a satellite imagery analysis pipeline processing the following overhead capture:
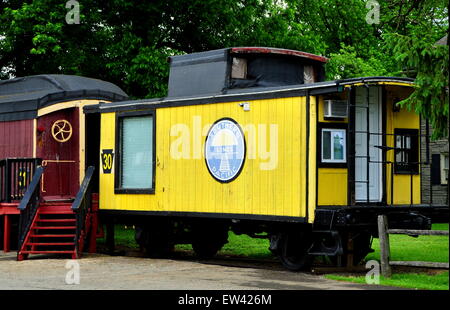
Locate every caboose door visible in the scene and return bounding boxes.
[36,108,79,200]
[354,86,383,202]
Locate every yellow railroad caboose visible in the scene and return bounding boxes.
[85,48,448,270]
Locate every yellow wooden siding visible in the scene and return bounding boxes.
[99,97,309,218]
[317,95,348,206]
[385,86,421,204]
[318,169,348,205]
[307,96,317,223]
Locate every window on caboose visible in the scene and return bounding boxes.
[394,128,419,174]
[115,111,155,194]
[321,128,346,163]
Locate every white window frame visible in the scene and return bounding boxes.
[441,153,449,185]
[321,128,347,163]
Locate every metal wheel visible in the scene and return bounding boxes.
[135,222,174,258]
[276,231,314,271]
[191,221,229,259]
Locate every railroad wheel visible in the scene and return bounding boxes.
[191,221,229,259]
[135,222,174,258]
[277,231,314,271]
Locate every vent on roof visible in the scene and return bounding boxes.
[324,100,348,118]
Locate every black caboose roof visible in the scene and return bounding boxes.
[0,74,128,121]
[167,47,328,98]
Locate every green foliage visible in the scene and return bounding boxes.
[326,45,389,80]
[0,0,448,126]
[387,30,449,139]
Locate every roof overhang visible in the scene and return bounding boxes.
[85,76,414,114]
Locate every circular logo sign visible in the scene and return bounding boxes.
[205,118,246,183]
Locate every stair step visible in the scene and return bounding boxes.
[32,226,76,230]
[26,243,74,246]
[37,219,76,223]
[38,210,74,215]
[38,205,74,214]
[20,250,75,254]
[30,234,75,238]
[40,201,73,206]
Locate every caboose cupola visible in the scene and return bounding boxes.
[167,47,328,98]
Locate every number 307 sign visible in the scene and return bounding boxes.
[101,149,114,174]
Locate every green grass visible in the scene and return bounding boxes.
[366,223,449,263]
[97,226,274,259]
[177,232,274,259]
[326,271,449,290]
[97,223,449,290]
[97,225,139,249]
[324,223,449,290]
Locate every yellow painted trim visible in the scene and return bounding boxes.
[344,82,413,88]
[308,96,317,223]
[377,82,414,87]
[37,99,104,117]
[32,119,37,157]
[79,107,85,185]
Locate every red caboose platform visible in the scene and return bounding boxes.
[0,75,127,258]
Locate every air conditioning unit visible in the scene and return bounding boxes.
[324,100,348,118]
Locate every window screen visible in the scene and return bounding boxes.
[119,115,154,189]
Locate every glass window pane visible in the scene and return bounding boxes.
[322,131,331,160]
[405,136,411,149]
[333,131,344,160]
[121,115,153,189]
[395,151,402,163]
[396,135,402,148]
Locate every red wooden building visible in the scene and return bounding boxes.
[0,75,127,257]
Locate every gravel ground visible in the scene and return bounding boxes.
[0,251,404,290]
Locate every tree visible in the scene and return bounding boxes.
[388,31,448,139]
[384,0,449,139]
[1,0,313,98]
[0,0,448,106]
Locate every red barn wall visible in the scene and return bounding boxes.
[0,119,34,159]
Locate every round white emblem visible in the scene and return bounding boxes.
[205,118,246,183]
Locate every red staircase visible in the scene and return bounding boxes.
[17,203,78,260]
[16,166,97,261]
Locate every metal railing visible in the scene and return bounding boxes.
[0,158,42,202]
[72,166,95,255]
[17,166,45,252]
[346,86,447,207]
